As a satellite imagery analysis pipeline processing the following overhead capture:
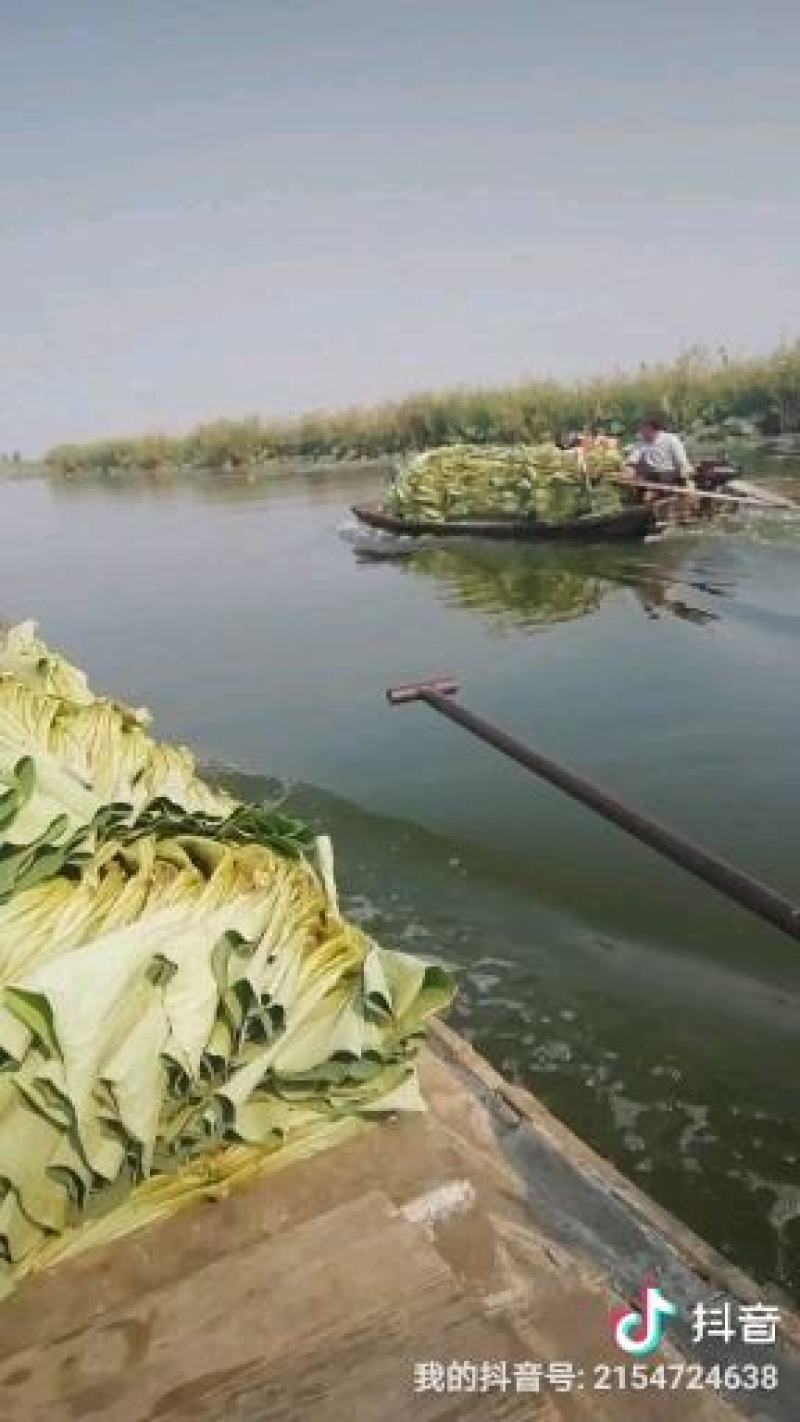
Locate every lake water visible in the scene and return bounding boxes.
[1,462,798,1298]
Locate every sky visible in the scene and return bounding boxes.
[2,0,799,454]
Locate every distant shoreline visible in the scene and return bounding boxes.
[2,454,398,481]
[34,341,800,477]
[3,436,800,484]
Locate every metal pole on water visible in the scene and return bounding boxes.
[386,678,800,944]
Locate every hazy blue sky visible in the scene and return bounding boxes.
[2,0,798,453]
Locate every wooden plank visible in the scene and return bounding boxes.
[0,1113,456,1361]
[0,1187,548,1422]
[0,1192,438,1421]
[0,1037,788,1420]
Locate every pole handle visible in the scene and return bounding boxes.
[386,678,460,706]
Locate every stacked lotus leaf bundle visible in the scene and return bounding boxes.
[390,442,625,523]
[0,623,453,1297]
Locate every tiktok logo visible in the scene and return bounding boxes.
[610,1278,680,1357]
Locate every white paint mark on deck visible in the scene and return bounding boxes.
[402,1179,477,1232]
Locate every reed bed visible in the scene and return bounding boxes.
[45,342,800,475]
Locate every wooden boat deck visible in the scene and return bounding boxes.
[1,1022,796,1420]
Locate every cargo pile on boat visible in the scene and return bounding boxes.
[0,623,453,1297]
[390,442,625,524]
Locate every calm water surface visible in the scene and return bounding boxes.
[1,463,798,1296]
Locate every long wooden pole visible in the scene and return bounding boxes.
[387,678,800,944]
[608,476,783,510]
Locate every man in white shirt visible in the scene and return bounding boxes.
[626,415,695,487]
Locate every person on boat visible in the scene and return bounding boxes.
[559,430,618,453]
[625,415,695,488]
[559,430,619,477]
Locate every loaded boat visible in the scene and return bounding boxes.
[352,460,745,544]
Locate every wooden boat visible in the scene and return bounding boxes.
[351,502,656,542]
[353,462,794,544]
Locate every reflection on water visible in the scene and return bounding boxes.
[50,459,394,507]
[402,544,608,630]
[370,540,724,632]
